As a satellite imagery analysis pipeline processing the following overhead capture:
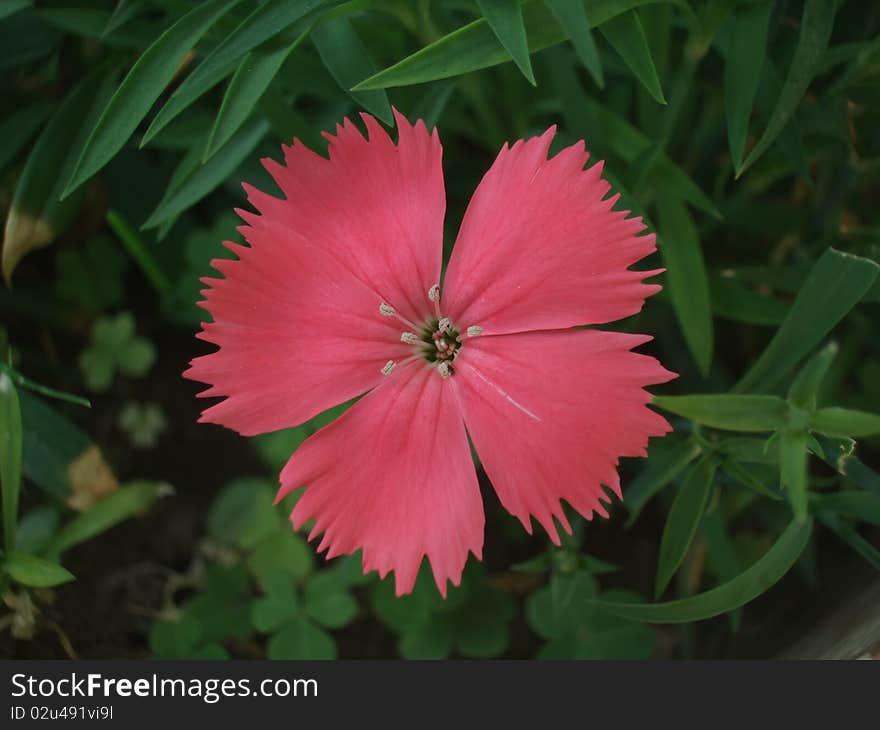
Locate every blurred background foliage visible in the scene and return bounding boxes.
[1,0,879,659]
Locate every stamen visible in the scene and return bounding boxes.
[437,361,452,378]
[379,303,395,317]
[466,325,483,337]
[381,360,396,376]
[400,332,419,345]
[428,284,441,318]
[438,317,451,333]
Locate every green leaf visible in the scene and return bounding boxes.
[581,96,720,219]
[251,572,299,633]
[354,0,674,91]
[809,408,880,438]
[724,0,773,169]
[598,10,665,104]
[0,1,31,22]
[819,514,880,570]
[247,529,314,585]
[4,552,74,588]
[46,481,170,558]
[62,0,242,197]
[143,117,269,228]
[19,390,91,500]
[811,491,880,528]
[304,572,358,629]
[141,0,342,146]
[544,0,603,87]
[149,614,202,659]
[590,518,812,623]
[779,429,809,522]
[655,457,717,597]
[709,273,789,327]
[476,0,536,84]
[787,342,838,410]
[15,506,60,555]
[311,15,393,124]
[624,436,701,525]
[2,66,117,282]
[737,0,836,176]
[103,0,141,36]
[734,249,879,393]
[0,373,23,553]
[207,478,280,550]
[652,394,788,432]
[106,210,171,293]
[0,101,52,175]
[268,617,336,659]
[656,194,713,374]
[205,32,307,162]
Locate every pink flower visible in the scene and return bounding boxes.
[185,109,675,597]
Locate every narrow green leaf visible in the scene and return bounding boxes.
[0,365,90,408]
[581,97,720,219]
[598,10,665,104]
[46,481,170,558]
[103,0,140,36]
[701,505,742,630]
[810,408,880,439]
[0,373,23,553]
[656,194,713,374]
[0,1,31,22]
[143,118,269,228]
[779,429,809,521]
[0,101,52,175]
[62,0,242,197]
[4,552,74,588]
[710,273,789,326]
[141,0,341,146]
[625,437,701,526]
[589,518,812,623]
[106,209,171,293]
[354,0,676,91]
[734,249,879,393]
[205,32,308,162]
[787,341,838,410]
[652,394,788,432]
[812,491,880,528]
[819,514,880,570]
[737,0,836,176]
[3,66,117,282]
[477,0,536,84]
[655,457,717,597]
[311,16,392,124]
[814,436,880,498]
[545,0,603,87]
[724,0,773,168]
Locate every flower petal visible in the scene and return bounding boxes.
[185,220,411,435]
[443,127,660,335]
[453,329,675,542]
[240,109,445,325]
[277,361,484,596]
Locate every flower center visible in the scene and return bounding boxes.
[378,286,483,379]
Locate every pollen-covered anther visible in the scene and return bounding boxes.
[437,361,452,378]
[437,317,451,333]
[381,360,396,376]
[428,284,440,302]
[379,303,395,317]
[466,325,483,337]
[400,332,419,345]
